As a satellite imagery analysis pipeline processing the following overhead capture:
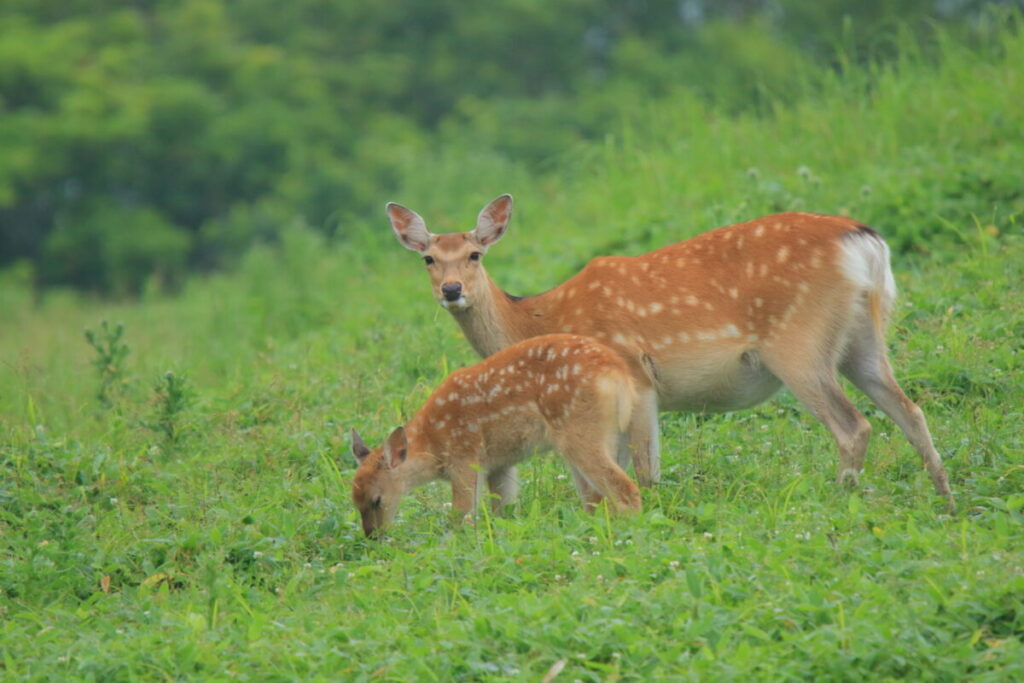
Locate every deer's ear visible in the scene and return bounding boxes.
[351,429,371,462]
[386,202,433,253]
[472,194,513,248]
[381,426,408,469]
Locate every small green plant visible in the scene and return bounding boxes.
[83,320,130,406]
[144,370,194,448]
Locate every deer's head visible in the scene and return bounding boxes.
[349,427,409,537]
[386,195,512,312]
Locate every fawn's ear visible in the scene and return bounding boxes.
[386,202,433,253]
[350,429,371,462]
[472,194,513,249]
[381,426,408,469]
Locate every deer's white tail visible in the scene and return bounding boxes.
[840,228,897,340]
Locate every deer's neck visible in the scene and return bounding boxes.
[398,424,444,492]
[450,275,550,358]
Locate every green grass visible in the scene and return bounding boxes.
[2,26,1024,681]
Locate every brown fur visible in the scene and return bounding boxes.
[351,334,642,536]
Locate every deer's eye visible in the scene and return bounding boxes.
[423,256,435,266]
[469,252,482,262]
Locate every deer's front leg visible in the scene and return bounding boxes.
[449,462,483,522]
[628,386,661,487]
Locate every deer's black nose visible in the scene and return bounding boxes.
[441,282,462,301]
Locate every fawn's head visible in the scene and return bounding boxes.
[350,427,409,537]
[386,195,513,312]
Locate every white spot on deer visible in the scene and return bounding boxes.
[612,332,629,346]
[662,335,673,346]
[703,301,715,311]
[754,297,764,308]
[562,324,574,333]
[546,384,560,394]
[728,288,738,299]
[435,397,446,407]
[649,302,664,315]
[625,300,635,313]
[588,280,601,290]
[686,295,699,306]
[637,307,647,318]
[677,332,690,343]
[670,296,680,305]
[722,324,741,338]
[602,286,612,297]
[810,248,824,269]
[448,392,459,401]
[754,225,765,237]
[696,330,718,341]
[434,419,446,429]
[747,334,759,342]
[777,246,790,263]
[759,264,768,277]
[546,349,557,361]
[568,287,577,298]
[798,281,810,293]
[467,422,479,433]
[572,364,581,375]
[675,258,687,268]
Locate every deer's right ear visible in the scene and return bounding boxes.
[351,428,371,462]
[386,202,432,253]
[472,194,513,248]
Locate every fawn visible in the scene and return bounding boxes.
[385,195,953,508]
[350,334,642,536]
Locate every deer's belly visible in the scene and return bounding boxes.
[651,349,782,413]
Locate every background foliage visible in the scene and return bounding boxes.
[0,0,1019,293]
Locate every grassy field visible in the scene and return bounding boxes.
[2,25,1024,681]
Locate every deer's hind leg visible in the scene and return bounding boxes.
[759,330,873,488]
[839,316,952,502]
[554,427,641,514]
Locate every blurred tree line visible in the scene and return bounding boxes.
[0,0,1014,294]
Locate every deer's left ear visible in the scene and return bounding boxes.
[381,426,408,469]
[386,202,433,252]
[472,194,513,249]
[351,429,371,462]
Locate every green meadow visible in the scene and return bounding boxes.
[3,22,1024,682]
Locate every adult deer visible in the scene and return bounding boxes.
[350,334,642,536]
[385,195,953,507]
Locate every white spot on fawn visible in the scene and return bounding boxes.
[777,246,790,263]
